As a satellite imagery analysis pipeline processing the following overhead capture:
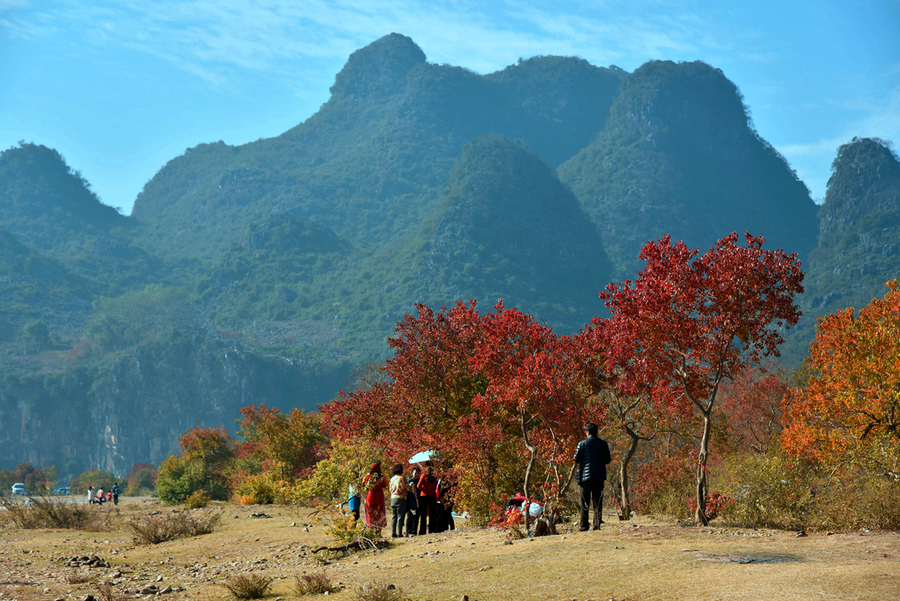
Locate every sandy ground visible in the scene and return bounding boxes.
[0,497,898,600]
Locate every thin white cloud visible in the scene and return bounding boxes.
[0,0,29,10]
[6,0,894,210]
[3,0,754,82]
[776,78,900,203]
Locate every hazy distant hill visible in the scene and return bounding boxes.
[780,137,900,364]
[0,143,124,251]
[411,134,610,323]
[197,134,611,360]
[558,60,819,279]
[0,34,896,476]
[130,34,624,263]
[0,143,175,297]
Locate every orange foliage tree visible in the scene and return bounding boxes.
[156,425,235,503]
[783,280,900,472]
[238,404,325,482]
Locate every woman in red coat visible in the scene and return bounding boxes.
[363,462,388,529]
[417,462,438,534]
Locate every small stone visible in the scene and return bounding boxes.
[503,540,513,545]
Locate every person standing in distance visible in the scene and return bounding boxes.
[574,423,611,531]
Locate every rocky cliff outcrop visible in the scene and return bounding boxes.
[779,137,900,364]
[0,334,349,476]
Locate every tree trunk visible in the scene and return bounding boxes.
[695,412,712,526]
[521,409,537,532]
[545,463,577,534]
[618,428,640,521]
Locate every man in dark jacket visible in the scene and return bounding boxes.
[573,423,611,531]
[405,466,420,536]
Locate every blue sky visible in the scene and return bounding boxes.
[1,0,898,214]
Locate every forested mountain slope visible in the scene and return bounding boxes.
[130,34,624,263]
[197,134,611,358]
[780,137,900,364]
[0,143,124,251]
[0,33,895,477]
[558,60,819,280]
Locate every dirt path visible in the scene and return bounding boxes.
[0,500,897,600]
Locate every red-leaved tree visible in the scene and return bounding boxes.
[321,300,604,522]
[719,365,791,455]
[471,304,605,529]
[601,232,804,525]
[575,314,695,520]
[321,301,500,514]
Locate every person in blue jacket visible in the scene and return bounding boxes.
[573,423,611,531]
[347,483,361,521]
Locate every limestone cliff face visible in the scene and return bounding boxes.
[0,336,348,476]
[817,137,900,250]
[779,137,900,365]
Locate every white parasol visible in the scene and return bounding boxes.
[409,450,437,464]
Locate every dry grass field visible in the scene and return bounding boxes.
[1,497,898,601]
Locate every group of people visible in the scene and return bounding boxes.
[346,422,609,537]
[86,483,120,506]
[352,461,455,538]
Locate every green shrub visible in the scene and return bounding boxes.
[156,454,229,505]
[70,469,116,496]
[156,425,234,504]
[720,453,816,530]
[325,514,383,545]
[184,489,210,509]
[233,473,277,505]
[807,471,900,531]
[720,451,900,531]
